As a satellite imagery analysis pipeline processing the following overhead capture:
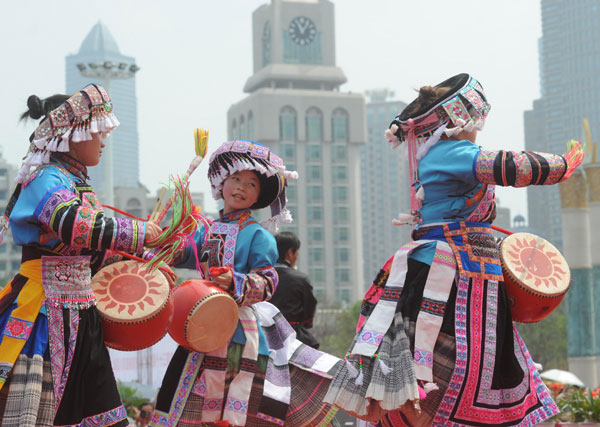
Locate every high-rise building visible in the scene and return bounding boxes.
[0,152,21,280]
[362,90,410,285]
[227,0,366,305]
[66,21,140,193]
[524,0,600,250]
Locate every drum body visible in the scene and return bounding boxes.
[500,232,570,323]
[91,261,174,351]
[168,279,239,353]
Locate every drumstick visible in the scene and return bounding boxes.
[154,129,209,224]
[491,224,513,236]
[149,187,167,222]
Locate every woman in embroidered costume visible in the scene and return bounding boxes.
[0,85,162,427]
[151,140,342,427]
[324,73,585,426]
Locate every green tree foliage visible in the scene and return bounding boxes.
[514,303,568,370]
[117,381,147,419]
[314,301,362,358]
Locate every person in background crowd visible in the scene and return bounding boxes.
[270,231,320,349]
[130,401,154,427]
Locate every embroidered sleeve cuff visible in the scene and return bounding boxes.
[230,266,278,306]
[111,218,145,253]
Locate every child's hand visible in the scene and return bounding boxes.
[210,266,233,291]
[145,221,162,243]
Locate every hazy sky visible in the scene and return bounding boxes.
[0,0,542,217]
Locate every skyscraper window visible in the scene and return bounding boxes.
[306,107,323,141]
[279,106,297,141]
[332,108,349,141]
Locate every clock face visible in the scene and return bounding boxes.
[288,16,317,45]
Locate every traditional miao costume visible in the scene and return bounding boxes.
[151,141,341,427]
[0,84,143,426]
[324,74,584,426]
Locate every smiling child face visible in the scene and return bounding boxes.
[222,170,261,214]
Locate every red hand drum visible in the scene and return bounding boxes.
[91,261,174,351]
[168,279,239,353]
[499,232,570,323]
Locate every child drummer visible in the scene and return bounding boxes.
[152,140,341,426]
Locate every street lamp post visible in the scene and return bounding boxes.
[75,61,139,206]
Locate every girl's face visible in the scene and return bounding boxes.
[222,170,261,214]
[69,133,105,166]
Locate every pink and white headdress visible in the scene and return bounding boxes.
[16,83,119,183]
[208,140,298,232]
[386,74,491,226]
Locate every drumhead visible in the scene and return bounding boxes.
[185,293,239,353]
[91,261,170,323]
[500,232,570,296]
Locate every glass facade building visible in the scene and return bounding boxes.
[65,21,140,194]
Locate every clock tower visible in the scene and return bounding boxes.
[246,0,347,92]
[228,0,366,306]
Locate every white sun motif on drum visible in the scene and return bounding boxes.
[94,263,164,316]
[506,235,567,289]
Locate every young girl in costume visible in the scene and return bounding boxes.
[0,85,162,426]
[151,140,341,427]
[324,73,584,426]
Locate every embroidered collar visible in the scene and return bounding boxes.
[219,209,252,224]
[51,152,89,182]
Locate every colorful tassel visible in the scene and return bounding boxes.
[354,356,364,385]
[344,353,359,379]
[354,368,364,386]
[145,175,204,271]
[392,212,416,226]
[417,385,427,400]
[423,382,439,393]
[560,139,585,182]
[375,353,392,376]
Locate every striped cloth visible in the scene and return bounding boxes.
[0,355,54,427]
[324,311,418,416]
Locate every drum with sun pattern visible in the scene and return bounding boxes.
[499,232,571,323]
[91,260,174,351]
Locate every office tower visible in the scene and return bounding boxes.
[228,0,366,305]
[66,21,140,194]
[362,90,410,286]
[524,0,600,250]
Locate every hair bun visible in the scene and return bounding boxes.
[418,86,439,104]
[26,95,45,120]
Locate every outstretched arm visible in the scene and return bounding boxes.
[34,184,146,254]
[474,141,584,187]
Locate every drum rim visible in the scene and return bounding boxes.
[184,291,238,350]
[92,260,171,323]
[104,325,170,352]
[500,233,570,297]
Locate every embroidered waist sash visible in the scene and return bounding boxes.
[41,256,95,309]
[420,222,503,281]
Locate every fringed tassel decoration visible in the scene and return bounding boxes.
[423,382,439,393]
[345,355,359,379]
[560,139,585,182]
[375,353,392,376]
[145,175,204,271]
[355,357,364,386]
